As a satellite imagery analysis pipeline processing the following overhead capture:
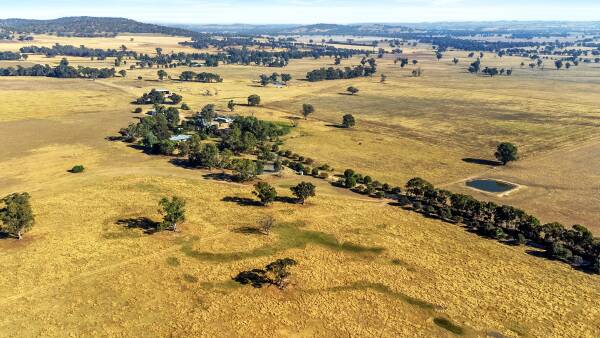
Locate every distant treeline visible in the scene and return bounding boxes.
[306,58,377,82]
[0,58,115,78]
[20,44,136,59]
[18,43,367,69]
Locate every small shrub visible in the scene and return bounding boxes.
[318,172,329,179]
[70,165,85,173]
[311,168,319,176]
[133,107,143,113]
[258,215,275,235]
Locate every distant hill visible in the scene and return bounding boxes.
[0,17,196,37]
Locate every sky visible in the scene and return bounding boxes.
[3,0,600,24]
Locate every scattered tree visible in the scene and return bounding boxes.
[158,196,186,232]
[342,114,355,128]
[0,193,35,240]
[290,182,316,204]
[247,94,261,106]
[302,103,315,120]
[346,86,359,95]
[254,182,277,205]
[495,142,519,165]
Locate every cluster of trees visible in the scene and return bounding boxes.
[276,150,333,179]
[221,116,288,154]
[119,105,180,155]
[253,181,316,205]
[0,58,115,78]
[467,60,513,76]
[0,51,23,60]
[258,73,291,86]
[0,193,34,240]
[306,58,377,82]
[179,71,223,83]
[135,89,182,105]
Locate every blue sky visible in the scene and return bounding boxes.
[3,0,600,24]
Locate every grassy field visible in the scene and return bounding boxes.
[1,34,599,337]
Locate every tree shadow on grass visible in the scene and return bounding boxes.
[181,222,385,263]
[325,124,348,129]
[221,196,263,207]
[169,158,197,170]
[116,217,160,234]
[462,158,502,166]
[275,196,298,204]
[232,226,264,235]
[203,172,236,182]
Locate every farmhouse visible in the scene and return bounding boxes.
[169,134,192,142]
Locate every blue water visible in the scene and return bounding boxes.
[466,179,516,193]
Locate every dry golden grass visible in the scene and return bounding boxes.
[1,35,600,337]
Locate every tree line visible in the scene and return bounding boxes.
[19,44,137,59]
[179,71,223,83]
[274,146,599,274]
[0,51,23,60]
[0,58,115,78]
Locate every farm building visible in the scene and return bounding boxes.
[169,134,192,142]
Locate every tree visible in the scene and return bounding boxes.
[253,182,277,205]
[302,103,315,120]
[342,114,355,128]
[170,93,182,105]
[554,60,563,70]
[435,52,443,61]
[247,94,261,106]
[227,100,235,111]
[281,73,292,84]
[234,159,259,182]
[157,69,167,80]
[200,104,216,121]
[189,143,220,169]
[290,182,316,204]
[495,142,519,165]
[259,74,270,86]
[158,196,185,232]
[452,57,459,65]
[0,192,34,240]
[346,86,359,95]
[118,69,127,77]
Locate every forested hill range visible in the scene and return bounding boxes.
[179,21,600,37]
[0,17,197,38]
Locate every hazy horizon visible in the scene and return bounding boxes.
[3,1,600,25]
